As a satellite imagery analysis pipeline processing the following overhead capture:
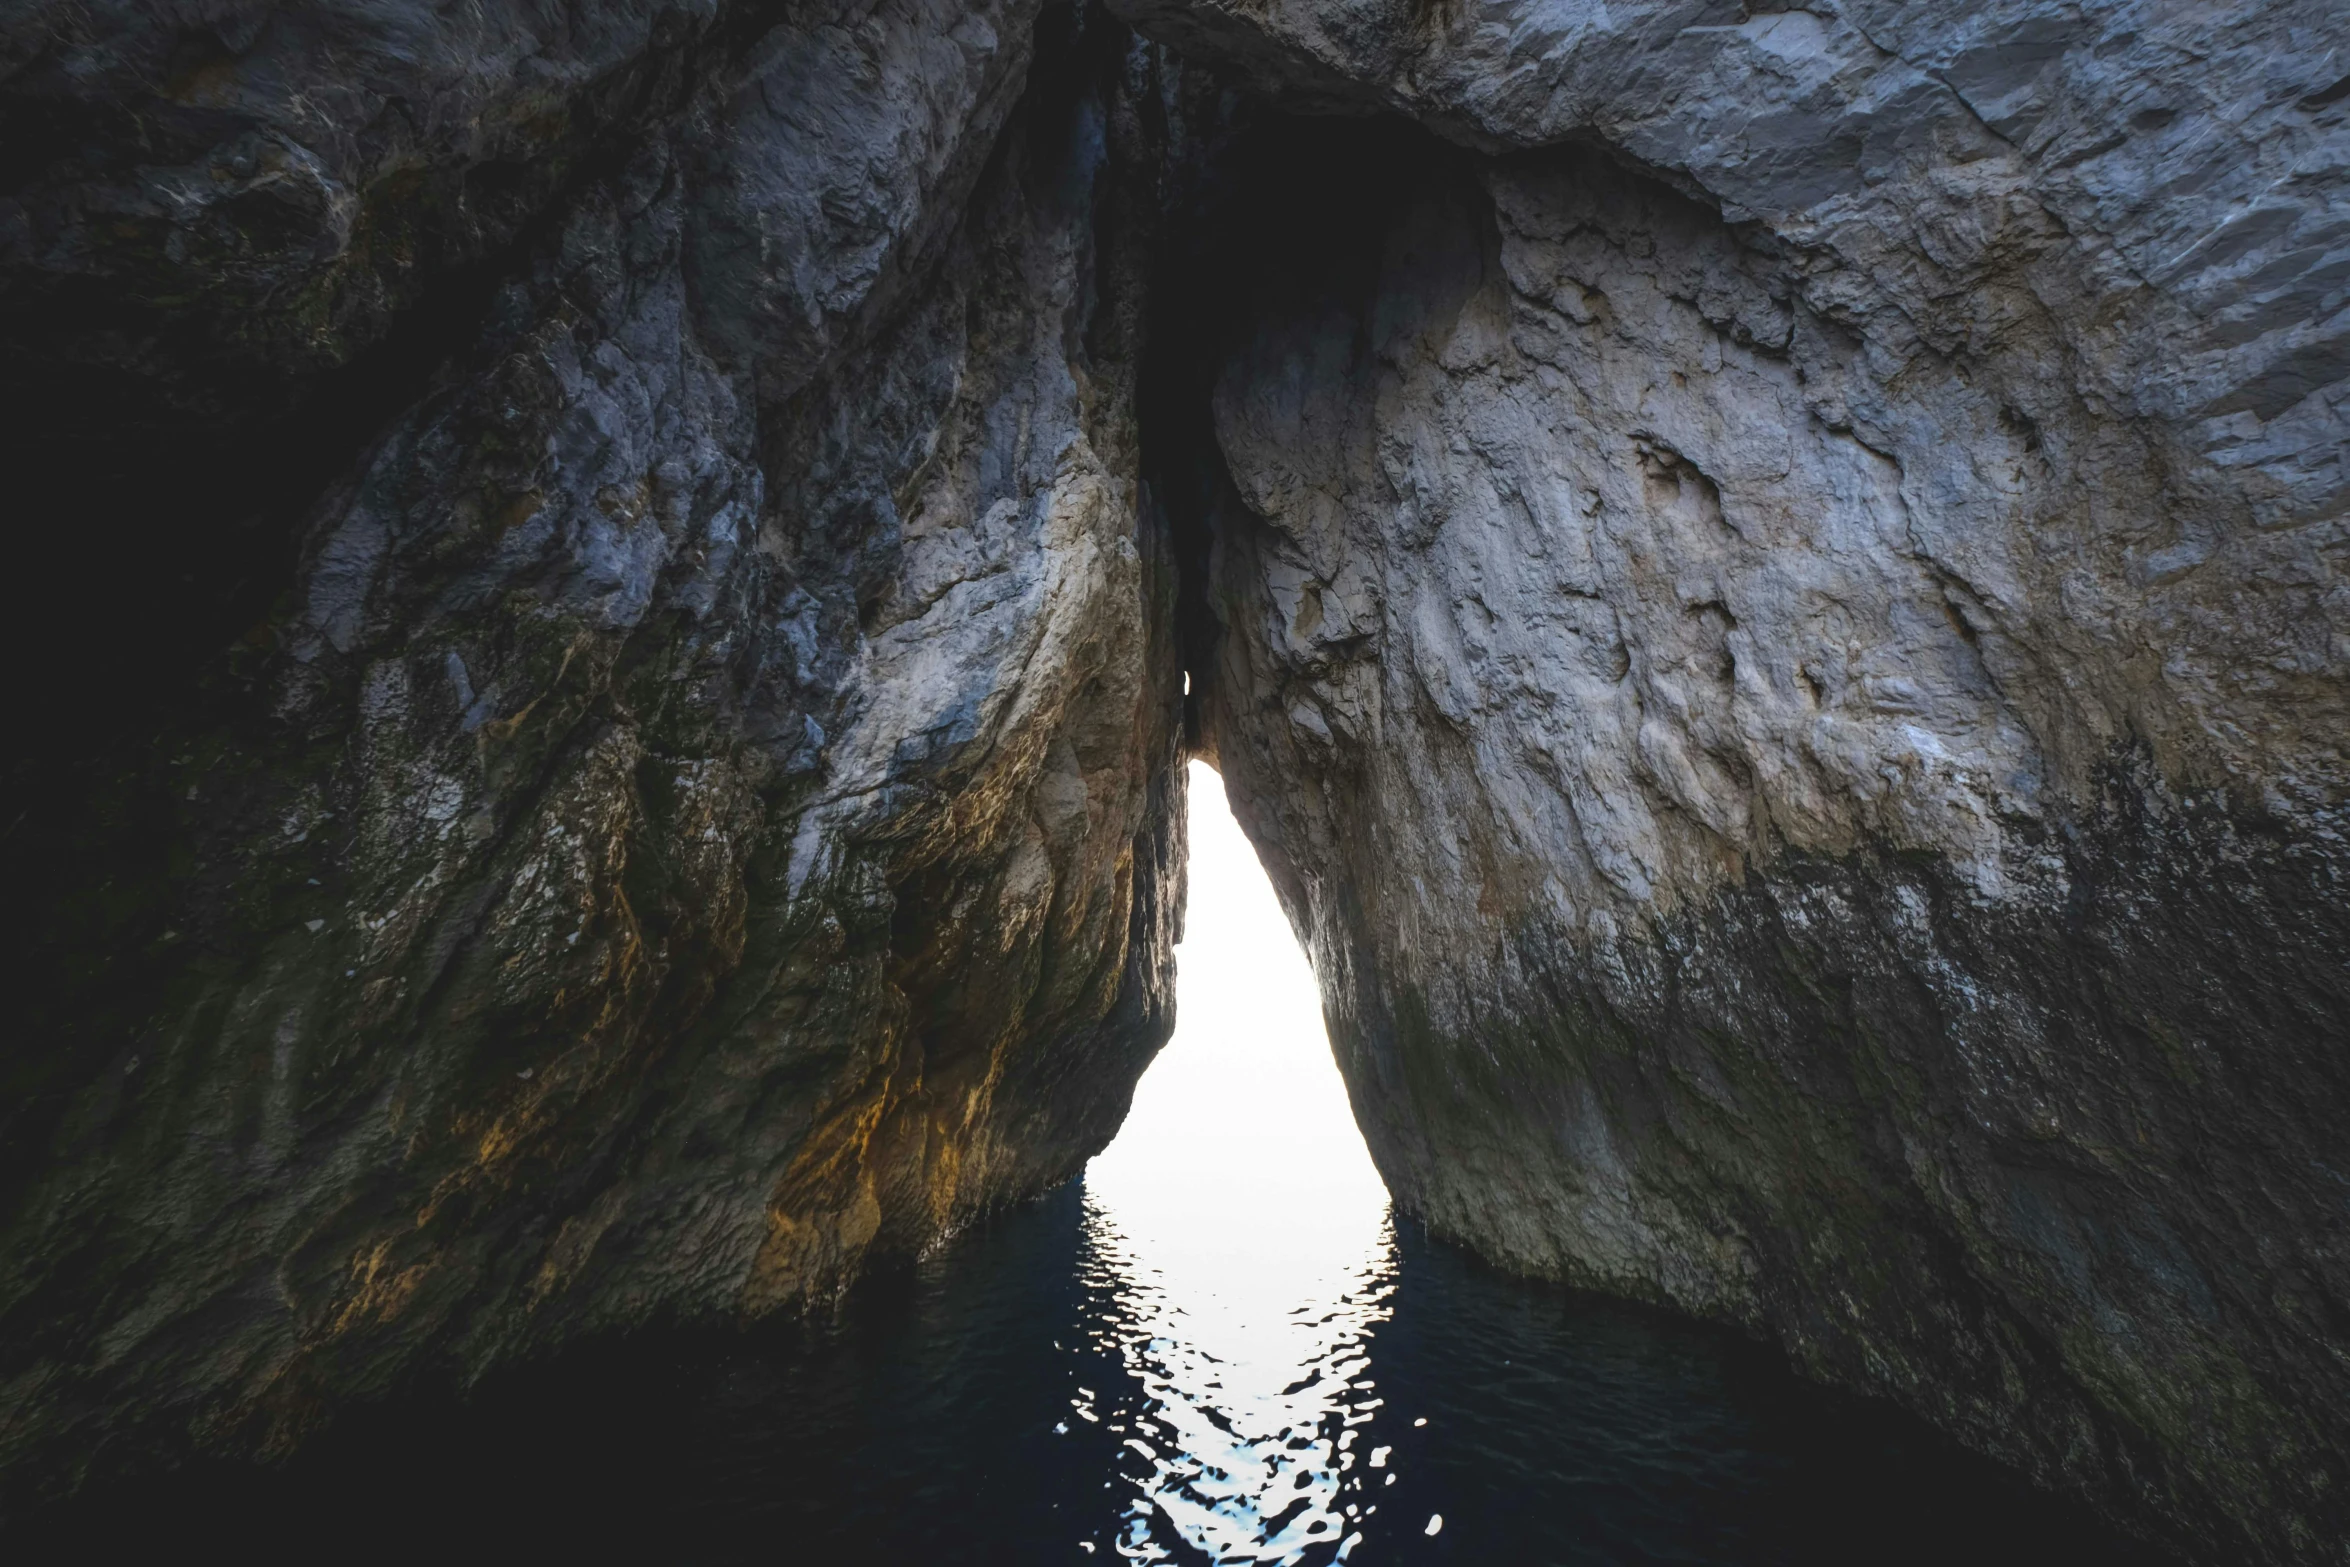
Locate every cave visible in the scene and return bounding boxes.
[1,1,2345,1561]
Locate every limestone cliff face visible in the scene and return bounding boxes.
[2,0,1183,1498]
[4,0,2348,1561]
[1124,4,2350,1563]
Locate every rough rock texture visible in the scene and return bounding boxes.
[2,0,1184,1500]
[1122,3,2350,1562]
[5,0,2349,1561]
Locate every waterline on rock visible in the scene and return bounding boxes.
[3,773,2177,1567]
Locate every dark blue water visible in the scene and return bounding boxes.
[16,1180,2170,1565]
[8,767,2177,1564]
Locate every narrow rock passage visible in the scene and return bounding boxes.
[3,3,2343,1556]
[1081,757,1395,1559]
[2,759,2176,1564]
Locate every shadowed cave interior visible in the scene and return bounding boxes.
[4,763,2175,1563]
[0,3,2344,1562]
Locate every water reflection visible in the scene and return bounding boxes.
[9,766,2180,1567]
[1076,761,1400,1562]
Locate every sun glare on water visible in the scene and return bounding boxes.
[1080,760,1397,1563]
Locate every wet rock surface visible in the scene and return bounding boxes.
[3,1,2347,1561]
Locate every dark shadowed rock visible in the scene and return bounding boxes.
[2,0,1184,1502]
[3,1,2346,1561]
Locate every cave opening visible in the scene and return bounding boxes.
[1090,760,1382,1225]
[1079,756,1395,1559]
[0,5,2306,1558]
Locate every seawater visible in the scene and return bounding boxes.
[17,766,2174,1564]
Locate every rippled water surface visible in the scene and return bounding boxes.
[24,765,2174,1564]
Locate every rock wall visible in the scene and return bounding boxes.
[1123,3,2350,1562]
[1,0,1185,1500]
[5,0,2349,1560]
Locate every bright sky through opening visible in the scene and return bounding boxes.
[1088,759,1388,1241]
[1081,760,1395,1563]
